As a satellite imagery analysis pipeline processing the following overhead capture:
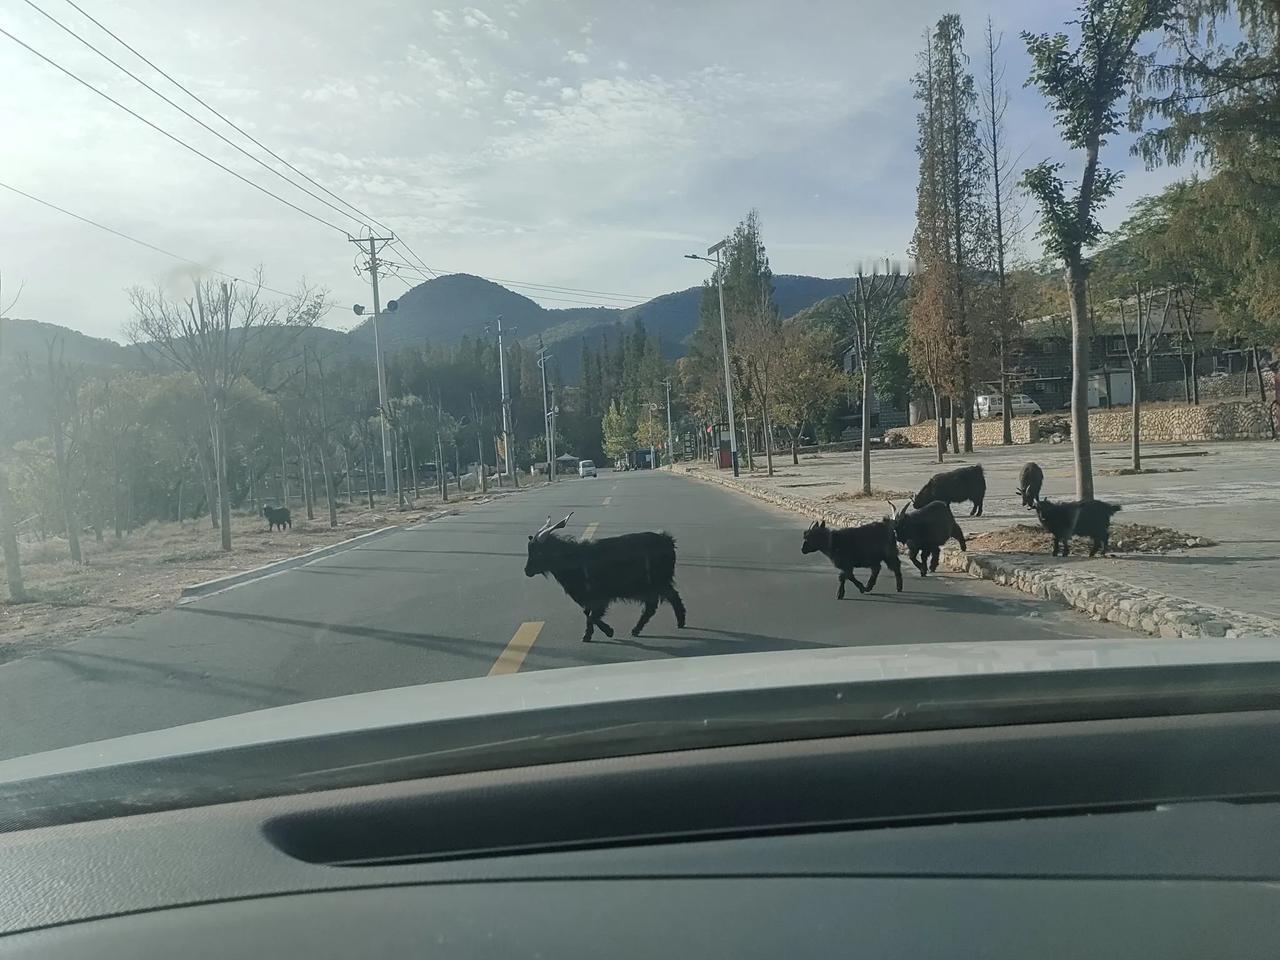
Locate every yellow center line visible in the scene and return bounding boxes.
[489,621,544,676]
[583,521,599,540]
[602,496,612,506]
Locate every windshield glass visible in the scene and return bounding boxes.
[1,0,1277,771]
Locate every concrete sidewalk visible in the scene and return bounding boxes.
[688,439,1280,636]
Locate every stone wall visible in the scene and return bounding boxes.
[1146,368,1275,403]
[886,399,1273,447]
[1087,399,1273,443]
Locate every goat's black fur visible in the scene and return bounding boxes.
[525,528,686,641]
[1017,462,1044,508]
[914,464,986,516]
[1035,498,1122,557]
[262,506,291,531]
[892,500,967,577]
[801,519,903,599]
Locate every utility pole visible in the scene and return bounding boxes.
[537,339,555,482]
[662,378,675,468]
[350,235,395,498]
[684,240,739,476]
[494,315,518,485]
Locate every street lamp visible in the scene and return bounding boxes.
[685,240,739,476]
[352,296,399,498]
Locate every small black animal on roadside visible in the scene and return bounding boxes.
[524,512,687,641]
[1035,498,1122,557]
[262,506,291,531]
[888,499,967,577]
[801,518,903,599]
[1017,462,1044,508]
[913,464,986,516]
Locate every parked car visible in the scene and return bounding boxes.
[976,393,1042,418]
[578,459,597,478]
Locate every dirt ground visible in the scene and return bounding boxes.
[823,488,915,503]
[967,522,1217,555]
[0,489,511,660]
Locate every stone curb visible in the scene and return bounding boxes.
[683,466,1280,640]
[179,525,401,601]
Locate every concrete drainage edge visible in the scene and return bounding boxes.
[179,525,401,601]
[684,466,1280,640]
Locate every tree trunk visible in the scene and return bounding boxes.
[301,444,315,521]
[197,445,217,529]
[962,388,973,452]
[279,445,288,505]
[454,445,462,492]
[1130,357,1142,473]
[948,397,959,453]
[477,431,488,493]
[1066,261,1095,500]
[318,444,337,529]
[791,432,800,466]
[408,437,419,501]
[215,413,232,552]
[51,422,82,564]
[0,465,27,603]
[761,382,775,478]
[176,478,184,527]
[111,445,122,539]
[1000,347,1013,445]
[742,413,754,471]
[343,447,353,504]
[1253,345,1267,402]
[861,366,873,495]
[933,387,945,463]
[1180,345,1192,404]
[436,433,448,502]
[1190,348,1200,405]
[362,443,374,508]
[393,433,405,508]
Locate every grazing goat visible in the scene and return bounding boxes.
[1035,498,1122,557]
[262,506,291,531]
[801,519,903,599]
[888,499,966,577]
[913,464,986,516]
[1017,462,1044,508]
[524,513,687,641]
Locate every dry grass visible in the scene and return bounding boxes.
[0,489,506,660]
[1098,466,1195,476]
[968,522,1217,555]
[823,488,915,503]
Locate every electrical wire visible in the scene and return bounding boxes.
[0,24,351,236]
[380,259,651,304]
[0,178,297,298]
[56,0,397,238]
[21,0,378,234]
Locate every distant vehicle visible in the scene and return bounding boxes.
[578,459,597,478]
[976,394,1042,418]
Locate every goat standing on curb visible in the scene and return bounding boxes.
[801,519,903,598]
[524,513,687,641]
[1035,499,1122,557]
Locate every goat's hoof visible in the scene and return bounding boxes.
[599,626,614,638]
[630,629,642,638]
[582,636,592,643]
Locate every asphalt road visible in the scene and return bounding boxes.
[0,469,1134,760]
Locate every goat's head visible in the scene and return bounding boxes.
[800,520,828,554]
[524,512,573,577]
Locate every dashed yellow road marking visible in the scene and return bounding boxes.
[583,522,599,540]
[602,496,612,506]
[489,621,544,676]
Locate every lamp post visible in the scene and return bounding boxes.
[685,240,738,476]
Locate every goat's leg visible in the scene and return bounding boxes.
[632,597,659,636]
[952,523,967,551]
[928,547,940,572]
[909,547,927,577]
[973,497,983,517]
[863,563,880,593]
[582,609,595,642]
[662,587,687,628]
[836,574,846,600]
[591,607,615,638]
[888,555,904,592]
[1088,537,1101,558]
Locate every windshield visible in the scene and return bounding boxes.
[1,0,1277,775]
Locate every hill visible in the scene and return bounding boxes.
[4,272,857,382]
[0,316,142,370]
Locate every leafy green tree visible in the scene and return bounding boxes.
[1021,0,1172,499]
[602,401,633,462]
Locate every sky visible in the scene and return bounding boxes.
[0,0,1195,341]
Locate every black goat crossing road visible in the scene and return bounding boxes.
[0,469,1137,760]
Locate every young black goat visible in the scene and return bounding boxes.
[1016,462,1044,508]
[262,506,291,531]
[888,499,966,577]
[1035,498,1122,557]
[801,519,903,599]
[913,464,986,516]
[524,513,687,641]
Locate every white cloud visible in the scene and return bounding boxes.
[563,50,589,65]
[614,60,629,72]
[301,80,359,103]
[432,10,454,29]
[462,7,511,40]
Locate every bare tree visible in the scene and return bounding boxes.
[128,270,327,551]
[0,271,27,601]
[839,262,912,493]
[1117,284,1173,471]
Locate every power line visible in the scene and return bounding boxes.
[21,0,377,234]
[0,178,297,298]
[0,23,351,236]
[53,0,397,238]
